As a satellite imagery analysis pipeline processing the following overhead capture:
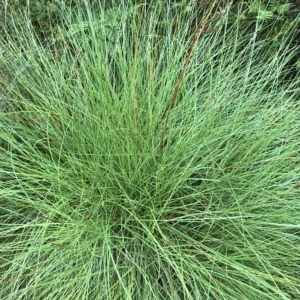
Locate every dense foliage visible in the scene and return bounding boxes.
[1,1,300,299]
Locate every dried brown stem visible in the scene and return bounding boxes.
[159,0,219,151]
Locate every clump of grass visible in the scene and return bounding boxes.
[1,1,300,299]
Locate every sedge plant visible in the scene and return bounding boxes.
[0,1,300,299]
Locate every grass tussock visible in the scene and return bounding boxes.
[1,1,300,299]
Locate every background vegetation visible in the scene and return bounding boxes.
[1,0,299,75]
